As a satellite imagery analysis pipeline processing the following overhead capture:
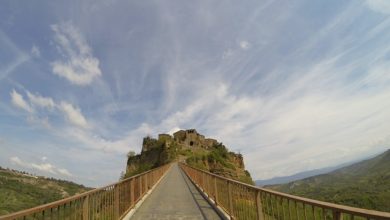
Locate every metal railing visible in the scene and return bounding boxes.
[0,164,171,220]
[180,163,390,220]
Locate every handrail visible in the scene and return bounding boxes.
[179,163,390,220]
[0,163,171,220]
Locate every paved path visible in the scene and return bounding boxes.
[130,163,222,220]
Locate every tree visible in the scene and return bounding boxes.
[127,151,136,158]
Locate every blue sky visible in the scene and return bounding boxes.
[1,0,390,187]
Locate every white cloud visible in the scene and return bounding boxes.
[239,40,250,50]
[51,23,101,85]
[10,156,72,177]
[27,92,55,109]
[31,162,57,174]
[10,90,33,113]
[31,45,40,57]
[59,101,89,128]
[4,1,390,186]
[366,0,390,14]
[57,168,72,177]
[116,46,390,180]
[10,156,24,166]
[10,88,90,129]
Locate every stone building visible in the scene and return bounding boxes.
[173,129,219,149]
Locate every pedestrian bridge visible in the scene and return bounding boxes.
[1,163,389,220]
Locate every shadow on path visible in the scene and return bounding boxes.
[130,163,221,220]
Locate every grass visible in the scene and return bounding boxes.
[268,149,390,212]
[0,167,90,215]
[185,143,254,184]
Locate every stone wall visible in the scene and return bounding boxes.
[173,129,218,149]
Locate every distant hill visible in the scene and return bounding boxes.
[255,160,359,186]
[125,129,253,184]
[267,149,390,212]
[256,166,340,186]
[0,167,91,216]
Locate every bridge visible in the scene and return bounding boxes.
[1,163,389,220]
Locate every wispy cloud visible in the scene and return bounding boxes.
[31,45,40,57]
[1,0,390,186]
[366,0,390,14]
[59,101,89,129]
[10,89,33,113]
[10,156,73,177]
[0,31,30,81]
[106,0,390,180]
[27,92,55,109]
[27,115,51,128]
[51,23,102,86]
[10,89,89,129]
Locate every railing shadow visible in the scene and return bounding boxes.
[180,163,390,220]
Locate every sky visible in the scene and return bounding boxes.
[0,0,390,187]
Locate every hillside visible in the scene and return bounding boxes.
[268,149,390,212]
[255,162,354,186]
[125,129,253,184]
[0,167,91,215]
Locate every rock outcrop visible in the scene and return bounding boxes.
[125,129,253,184]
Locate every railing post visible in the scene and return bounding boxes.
[115,185,120,218]
[82,195,89,220]
[256,190,265,220]
[228,181,235,219]
[130,178,134,207]
[145,174,149,190]
[139,176,142,198]
[206,175,210,194]
[214,176,218,205]
[333,210,342,220]
[205,173,207,191]
[144,175,147,192]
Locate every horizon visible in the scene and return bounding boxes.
[2,146,388,188]
[1,0,390,187]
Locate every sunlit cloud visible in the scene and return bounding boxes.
[10,89,89,129]
[10,90,33,113]
[59,101,89,129]
[27,92,55,109]
[51,23,102,86]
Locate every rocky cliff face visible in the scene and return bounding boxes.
[125,129,253,184]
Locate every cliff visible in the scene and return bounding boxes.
[125,129,253,184]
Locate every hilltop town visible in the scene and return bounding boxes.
[125,129,253,184]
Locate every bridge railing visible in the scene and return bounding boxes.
[0,163,171,220]
[180,163,390,220]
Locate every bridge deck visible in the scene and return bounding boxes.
[129,163,222,220]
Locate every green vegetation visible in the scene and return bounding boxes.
[268,149,390,212]
[0,167,91,216]
[260,195,369,220]
[185,143,253,185]
[124,130,254,185]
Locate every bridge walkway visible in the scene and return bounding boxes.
[129,163,222,220]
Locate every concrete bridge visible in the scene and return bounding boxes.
[1,163,389,220]
[126,164,221,220]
